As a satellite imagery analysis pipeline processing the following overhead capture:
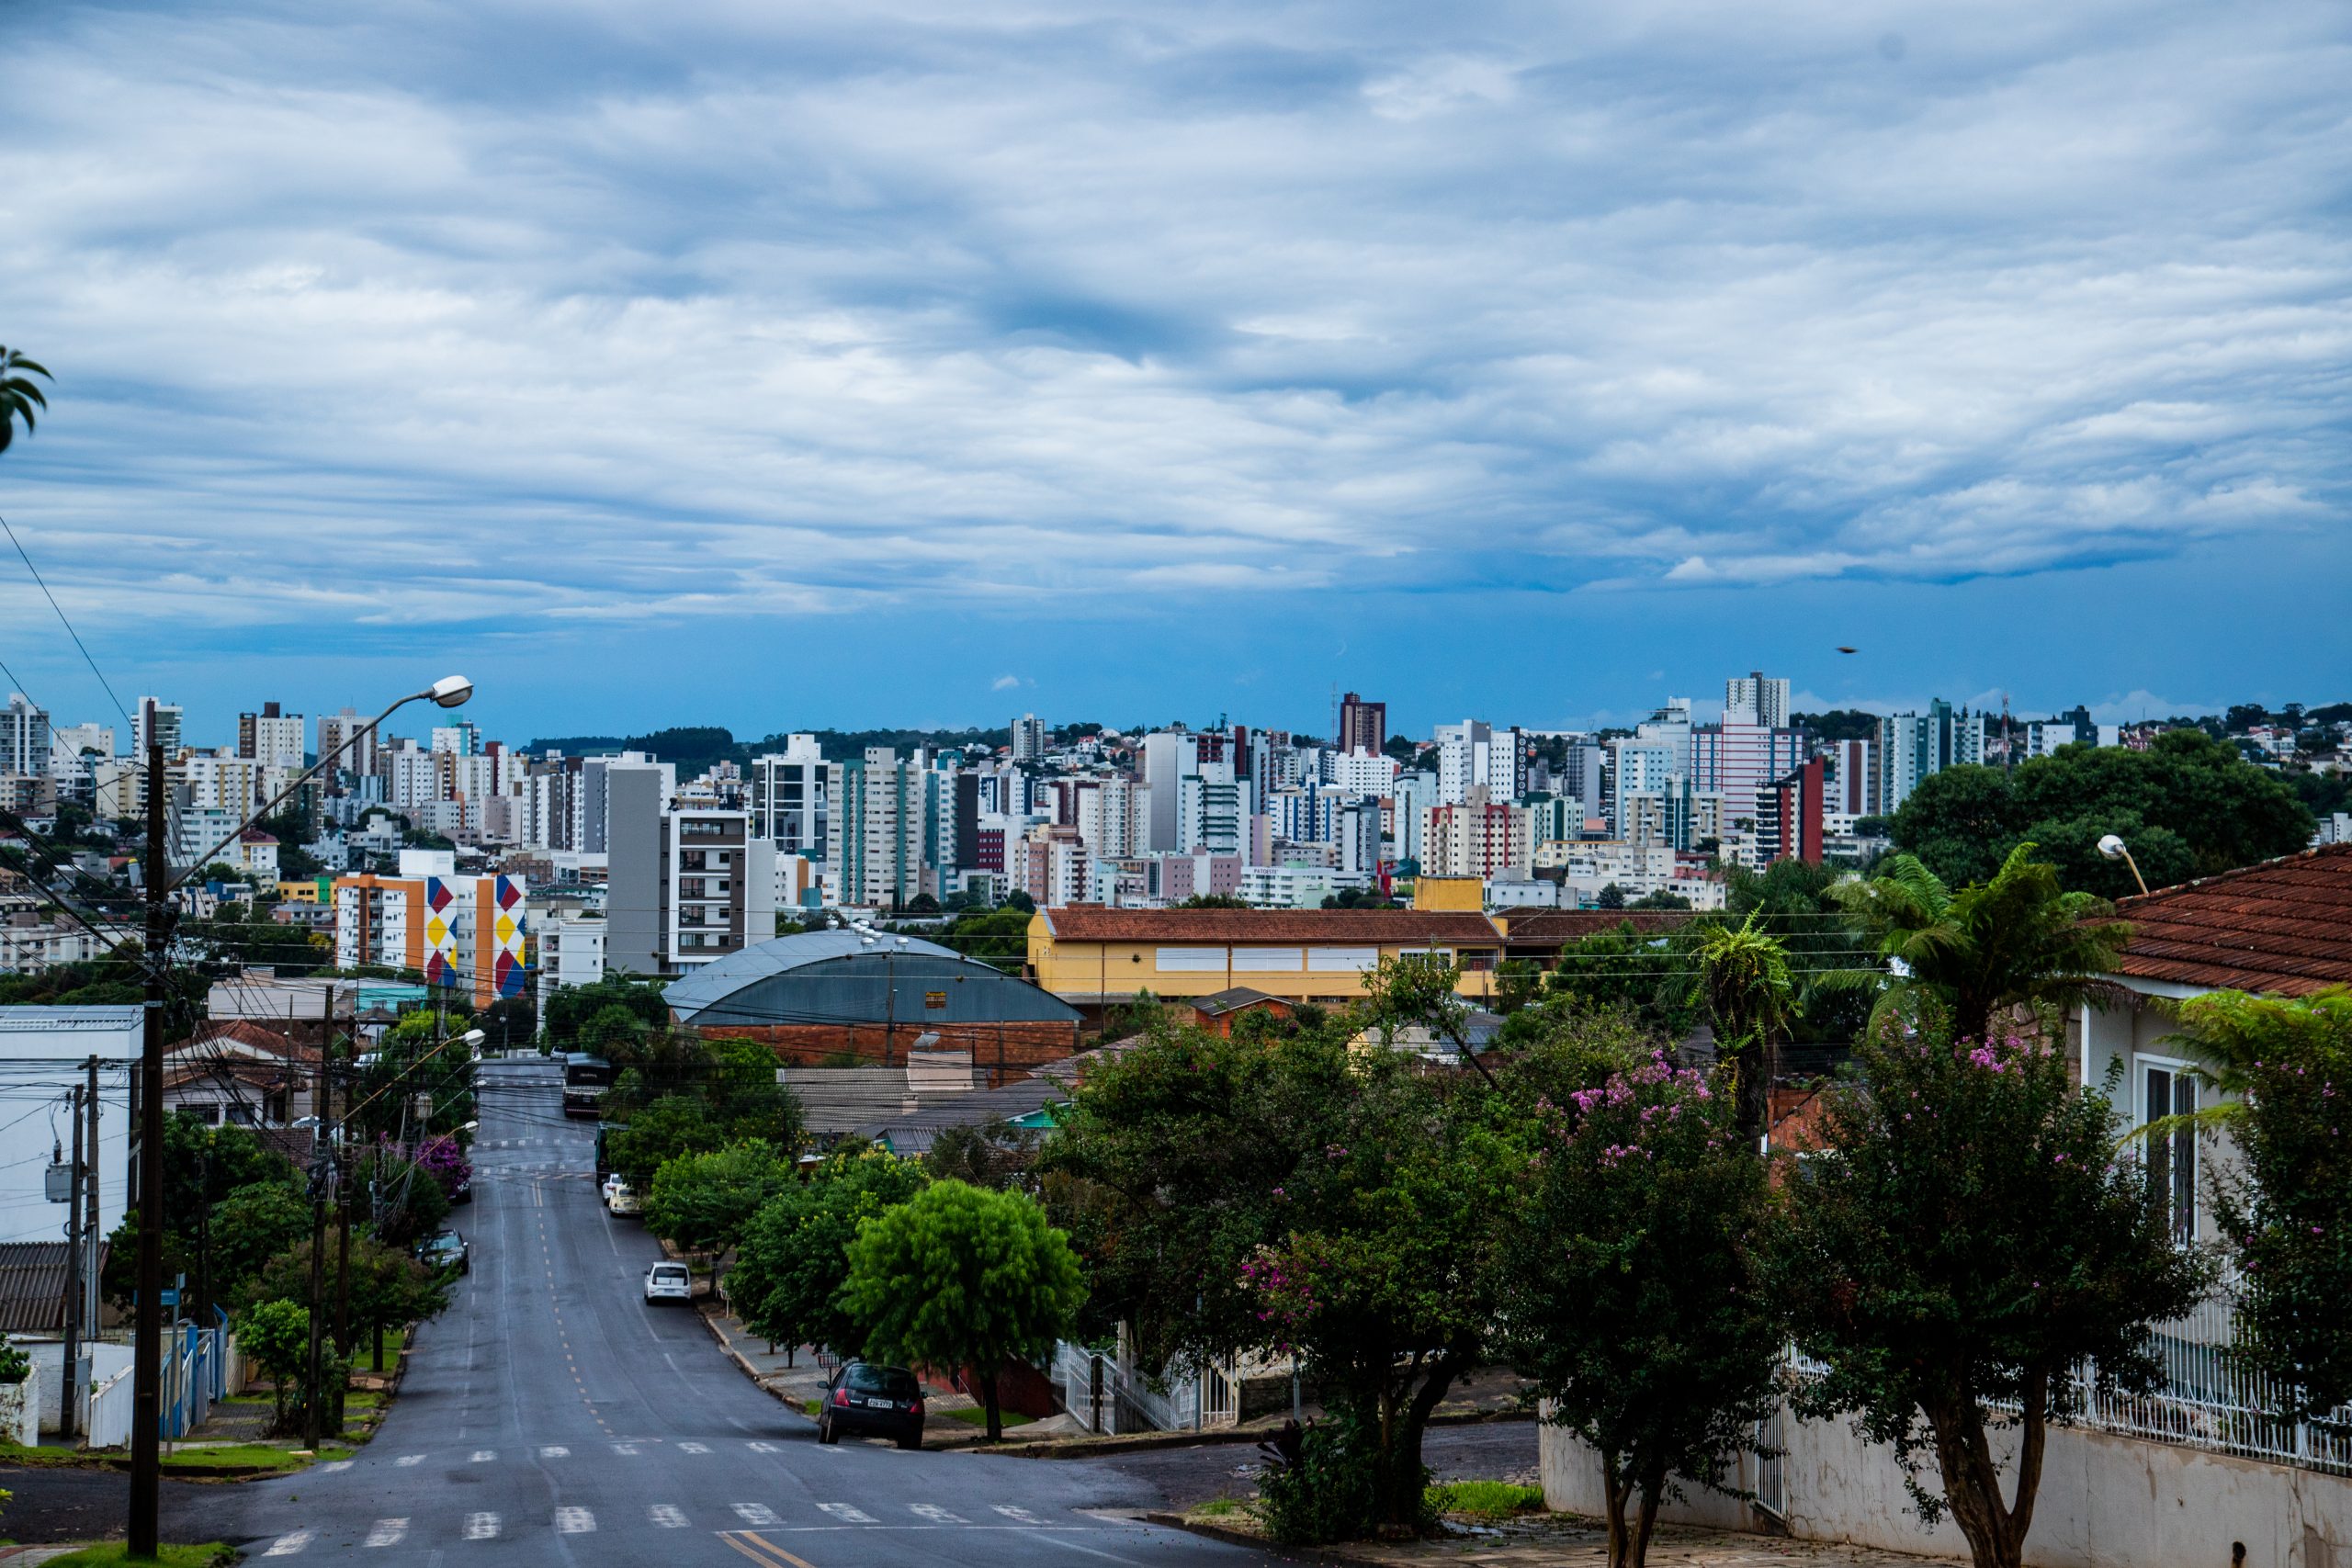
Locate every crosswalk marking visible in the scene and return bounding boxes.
[649,1504,688,1528]
[464,1512,499,1540]
[995,1505,1042,1524]
[555,1506,596,1534]
[262,1529,312,1556]
[469,1449,496,1462]
[612,1442,639,1456]
[319,1460,353,1473]
[365,1518,407,1547]
[392,1454,424,1467]
[911,1504,967,1524]
[818,1503,877,1524]
[747,1440,781,1452]
[539,1444,570,1459]
[677,1440,710,1453]
[731,1504,780,1525]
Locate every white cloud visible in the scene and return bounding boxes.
[991,673,1023,691]
[0,0,2342,640]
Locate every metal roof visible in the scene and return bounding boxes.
[663,930,1080,1028]
[0,1006,143,1033]
[0,1241,110,1333]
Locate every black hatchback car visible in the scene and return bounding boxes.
[817,1361,924,1450]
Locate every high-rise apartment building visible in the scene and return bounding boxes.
[1140,730,1200,852]
[1878,702,1986,814]
[605,767,776,976]
[1337,692,1386,758]
[334,856,529,1007]
[133,697,183,760]
[1724,671,1791,728]
[1434,720,1527,805]
[238,702,307,768]
[749,736,828,862]
[0,694,50,779]
[826,749,924,908]
[1010,714,1047,762]
[1420,795,1532,880]
[1826,739,1875,817]
[1756,758,1826,867]
[1178,761,1243,855]
[315,708,378,786]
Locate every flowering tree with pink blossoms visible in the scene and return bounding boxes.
[1504,1052,1782,1568]
[1773,1010,2211,1568]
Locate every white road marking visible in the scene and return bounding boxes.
[911,1504,967,1524]
[818,1503,877,1524]
[319,1460,353,1473]
[555,1506,596,1534]
[732,1504,780,1525]
[995,1505,1044,1523]
[648,1504,688,1528]
[262,1529,312,1556]
[364,1518,407,1547]
[469,1449,496,1462]
[392,1454,424,1467]
[464,1512,500,1540]
[539,1445,570,1459]
[677,1440,710,1453]
[747,1440,781,1453]
[612,1442,639,1456]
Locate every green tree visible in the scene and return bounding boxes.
[349,1144,452,1249]
[1527,921,1698,1040]
[1046,1010,1510,1531]
[0,346,51,452]
[603,1093,728,1186]
[1507,1053,1783,1568]
[253,1235,449,1376]
[541,973,669,1053]
[1894,732,2313,895]
[235,1298,311,1434]
[1773,1015,2212,1568]
[729,1152,928,1354]
[840,1180,1083,1440]
[208,1181,312,1308]
[1832,842,2130,1043]
[921,1122,1030,1189]
[2155,987,2352,1416]
[644,1141,794,1259]
[1687,912,1797,1142]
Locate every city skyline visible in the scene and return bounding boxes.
[0,0,2346,732]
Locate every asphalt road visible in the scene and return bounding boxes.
[61,1060,1288,1565]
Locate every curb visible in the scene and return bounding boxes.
[978,1405,1532,1462]
[1142,1512,1392,1567]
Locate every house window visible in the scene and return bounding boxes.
[2142,1059,2199,1243]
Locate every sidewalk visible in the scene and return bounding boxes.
[1152,1509,1968,1568]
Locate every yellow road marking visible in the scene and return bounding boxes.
[725,1533,821,1568]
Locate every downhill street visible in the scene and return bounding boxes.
[138,1059,1284,1566]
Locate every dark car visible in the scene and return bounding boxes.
[817,1361,924,1450]
[417,1229,469,1275]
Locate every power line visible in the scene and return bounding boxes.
[0,511,133,728]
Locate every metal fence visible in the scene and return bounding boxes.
[1790,1283,2352,1474]
[1052,1341,1236,1434]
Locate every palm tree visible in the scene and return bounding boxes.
[1688,911,1797,1142]
[0,346,51,453]
[1831,841,2131,1043]
[2137,985,2352,1138]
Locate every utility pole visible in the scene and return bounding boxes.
[129,739,167,1558]
[62,1082,83,1442]
[85,1056,99,1377]
[303,1043,331,1451]
[334,987,353,1359]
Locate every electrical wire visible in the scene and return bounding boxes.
[0,511,134,729]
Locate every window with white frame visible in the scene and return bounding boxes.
[2140,1056,2199,1243]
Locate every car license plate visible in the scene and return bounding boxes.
[860,1396,888,1407]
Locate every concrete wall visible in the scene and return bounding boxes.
[1541,1405,2352,1568]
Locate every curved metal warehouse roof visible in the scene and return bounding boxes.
[662,930,1080,1029]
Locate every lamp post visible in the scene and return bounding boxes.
[128,675,473,1558]
[2098,833,2151,897]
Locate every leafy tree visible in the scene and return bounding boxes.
[1595,884,1627,910]
[604,1093,728,1186]
[1832,843,2130,1043]
[349,1144,452,1249]
[921,1122,1031,1189]
[541,973,669,1053]
[1176,894,1250,909]
[1046,1010,1510,1530]
[1627,888,1691,911]
[840,1180,1084,1439]
[208,1181,313,1309]
[253,1235,448,1374]
[2155,987,2352,1416]
[1687,913,1797,1142]
[0,346,52,452]
[1773,1015,2211,1568]
[644,1141,794,1259]
[344,1010,476,1143]
[473,996,537,1053]
[729,1152,928,1354]
[1507,1053,1783,1568]
[235,1298,312,1433]
[1893,732,2312,895]
[1532,921,1700,1041]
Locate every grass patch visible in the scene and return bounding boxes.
[0,1441,97,1468]
[162,1444,352,1472]
[35,1544,236,1567]
[1192,1497,1252,1519]
[342,1390,386,1411]
[1426,1480,1544,1520]
[941,1407,1035,1429]
[804,1398,821,1417]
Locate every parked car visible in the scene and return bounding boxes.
[643,1261,693,1304]
[817,1361,924,1450]
[606,1178,642,1215]
[417,1229,469,1274]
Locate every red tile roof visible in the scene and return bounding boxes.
[177,1019,318,1059]
[1039,908,1504,943]
[1495,908,1697,946]
[2110,844,2352,997]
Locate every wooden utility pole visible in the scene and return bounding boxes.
[335,987,353,1359]
[129,739,166,1558]
[62,1081,83,1442]
[303,1043,331,1450]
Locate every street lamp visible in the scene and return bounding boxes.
[128,675,474,1557]
[2098,833,2151,897]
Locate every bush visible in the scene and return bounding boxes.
[1256,1412,1420,1546]
[0,1343,28,1384]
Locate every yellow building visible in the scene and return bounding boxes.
[1026,907,1507,1011]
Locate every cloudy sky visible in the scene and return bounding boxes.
[0,0,2345,742]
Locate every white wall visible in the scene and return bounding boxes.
[0,1010,137,1247]
[1543,1406,2352,1567]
